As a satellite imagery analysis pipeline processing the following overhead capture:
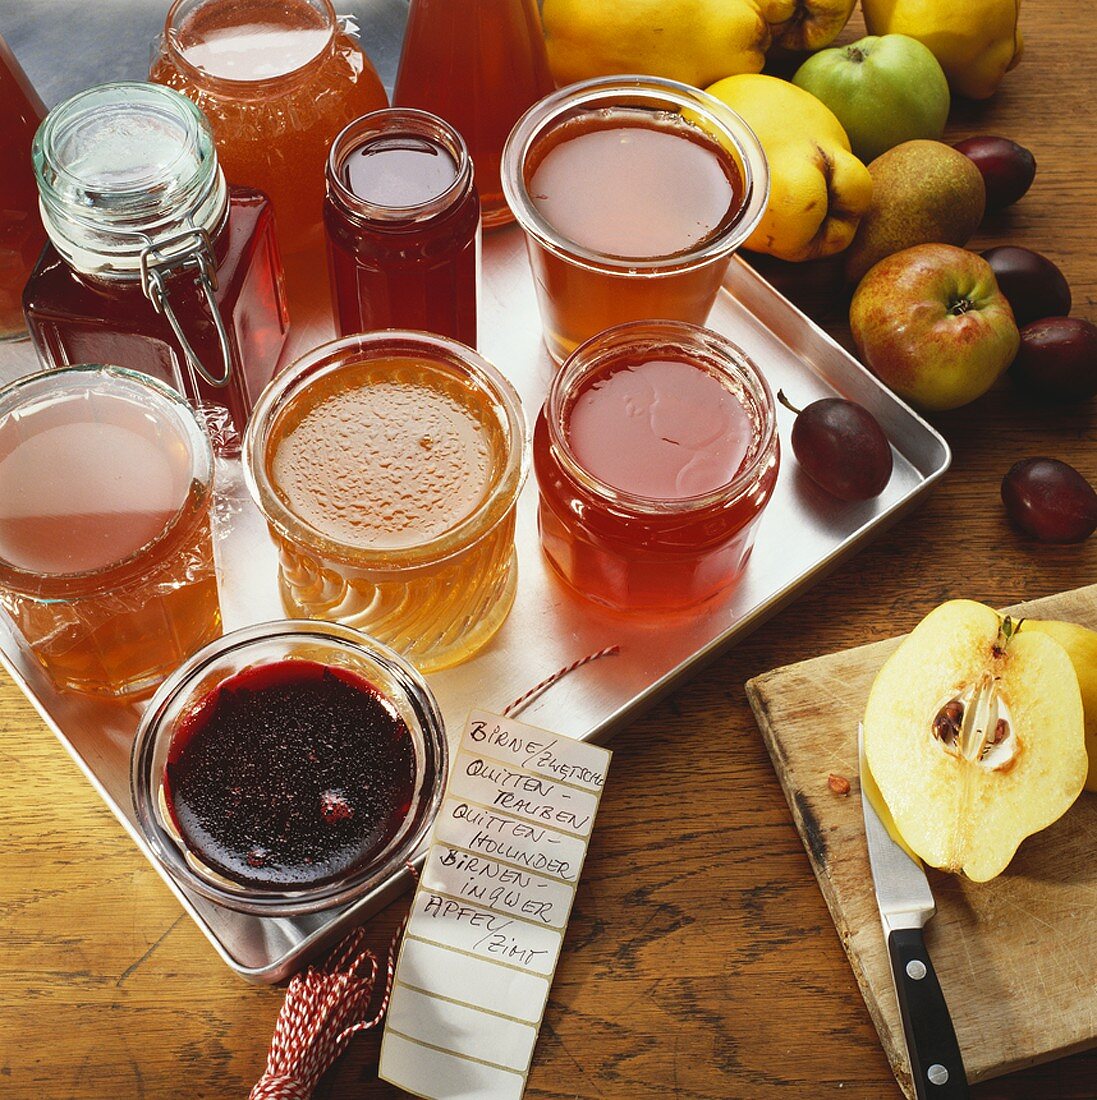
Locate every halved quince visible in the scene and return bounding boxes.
[864,600,1087,882]
[1025,619,1097,793]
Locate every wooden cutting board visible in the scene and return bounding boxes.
[745,584,1097,1098]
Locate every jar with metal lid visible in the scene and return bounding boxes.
[23,82,289,436]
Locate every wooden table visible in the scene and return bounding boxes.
[2,2,1096,1096]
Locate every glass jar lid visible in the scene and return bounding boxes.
[33,81,227,276]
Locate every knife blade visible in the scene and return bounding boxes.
[858,724,969,1099]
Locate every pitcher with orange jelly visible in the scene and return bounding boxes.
[151,0,389,330]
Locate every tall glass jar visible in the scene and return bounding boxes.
[325,109,480,345]
[23,82,288,437]
[151,0,389,333]
[0,33,46,341]
[394,0,553,228]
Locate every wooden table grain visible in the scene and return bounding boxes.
[2,2,1096,1097]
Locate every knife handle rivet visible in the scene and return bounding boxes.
[927,1064,949,1086]
[906,959,927,981]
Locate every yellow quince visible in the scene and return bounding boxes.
[705,74,872,261]
[542,0,773,88]
[862,0,1023,100]
[767,0,859,52]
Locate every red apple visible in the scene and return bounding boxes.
[850,244,1020,411]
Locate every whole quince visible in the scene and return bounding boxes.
[862,0,1023,100]
[705,74,872,261]
[767,0,858,52]
[542,0,773,88]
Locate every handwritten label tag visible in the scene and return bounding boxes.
[379,709,611,1100]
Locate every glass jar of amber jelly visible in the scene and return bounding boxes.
[151,0,389,333]
[23,82,288,436]
[131,620,447,916]
[534,321,780,611]
[325,109,480,345]
[244,332,528,673]
[0,365,222,697]
[503,77,769,363]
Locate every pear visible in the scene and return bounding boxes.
[863,600,1087,882]
[845,140,986,283]
[1025,619,1097,793]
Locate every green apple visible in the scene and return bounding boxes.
[850,244,1020,412]
[792,34,950,164]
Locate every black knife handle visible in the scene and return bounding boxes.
[887,927,969,1099]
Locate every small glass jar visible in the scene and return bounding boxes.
[23,82,288,437]
[131,620,448,916]
[0,365,221,697]
[0,33,46,341]
[502,76,769,363]
[244,332,528,673]
[325,109,480,346]
[394,0,553,229]
[533,321,780,610]
[151,0,389,331]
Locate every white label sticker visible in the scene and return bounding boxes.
[379,709,611,1100]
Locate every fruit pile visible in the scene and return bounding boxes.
[864,601,1095,880]
[542,0,1097,542]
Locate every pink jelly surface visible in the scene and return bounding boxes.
[565,357,755,500]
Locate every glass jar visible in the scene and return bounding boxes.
[131,620,448,916]
[0,34,46,341]
[325,109,480,346]
[533,321,780,610]
[151,0,389,332]
[394,0,553,229]
[0,365,221,697]
[23,82,288,437]
[244,332,528,673]
[502,77,769,363]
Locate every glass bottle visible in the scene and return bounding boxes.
[394,0,554,229]
[0,34,46,341]
[23,82,288,436]
[150,0,389,333]
[325,109,480,345]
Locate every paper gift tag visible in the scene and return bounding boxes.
[379,709,612,1100]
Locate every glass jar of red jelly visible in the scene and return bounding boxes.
[151,0,389,334]
[23,83,288,437]
[325,109,479,345]
[131,620,448,916]
[533,320,780,611]
[0,34,46,342]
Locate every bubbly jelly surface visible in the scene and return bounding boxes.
[164,659,416,889]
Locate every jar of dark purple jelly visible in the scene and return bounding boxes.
[130,619,447,916]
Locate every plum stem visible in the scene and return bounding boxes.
[777,389,802,416]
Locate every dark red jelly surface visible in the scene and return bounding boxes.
[164,659,416,890]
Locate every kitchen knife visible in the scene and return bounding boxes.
[858,724,969,1099]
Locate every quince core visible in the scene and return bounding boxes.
[864,600,1086,882]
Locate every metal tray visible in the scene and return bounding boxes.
[0,228,950,982]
